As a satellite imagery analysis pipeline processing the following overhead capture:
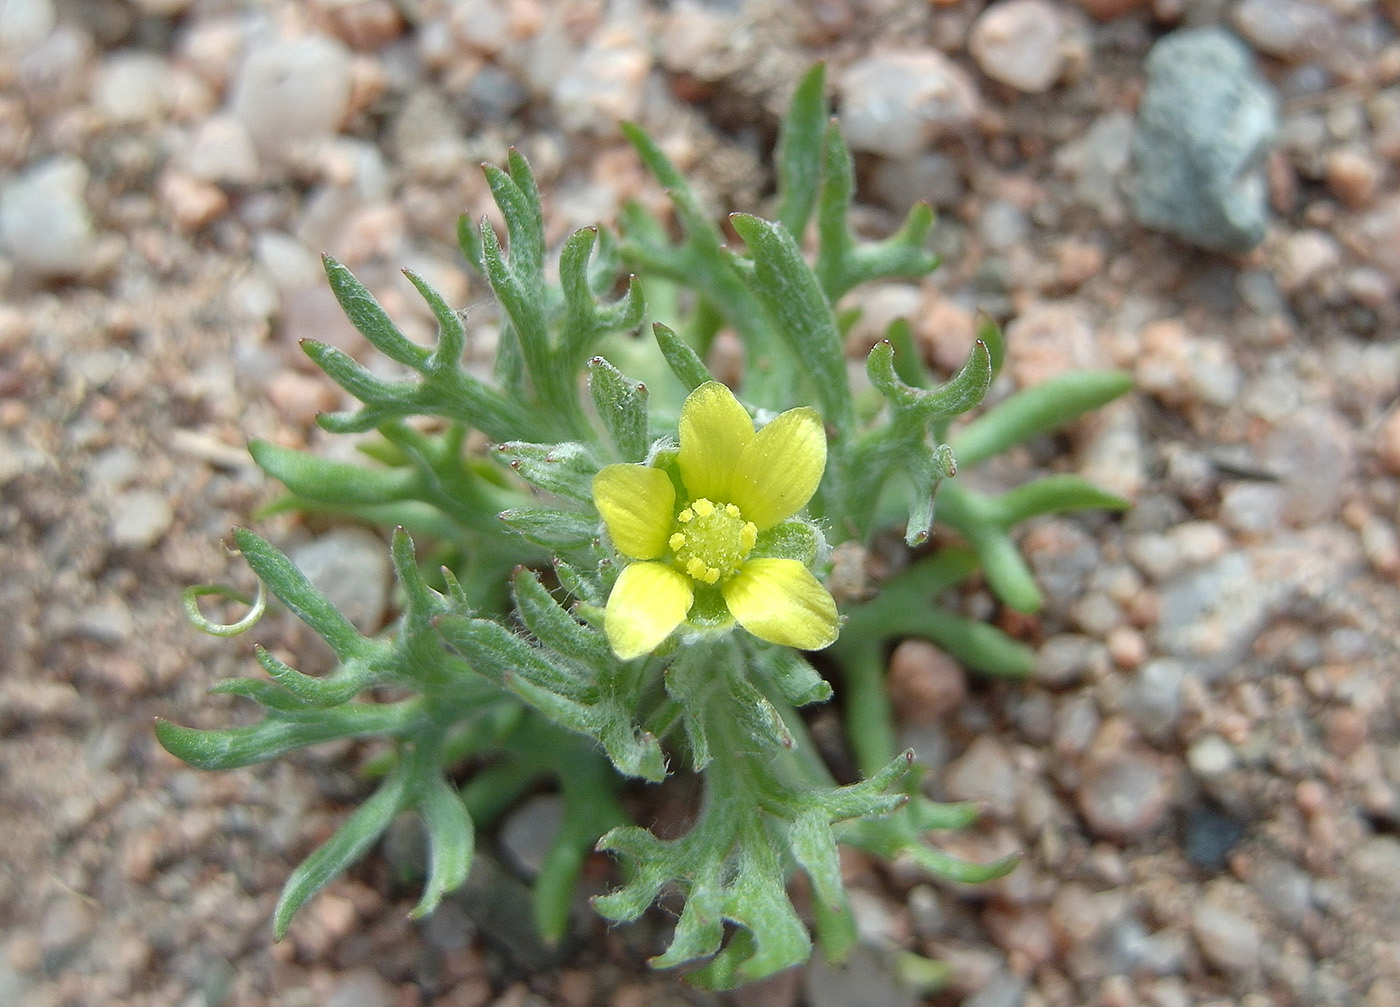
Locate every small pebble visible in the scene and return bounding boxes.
[1325,146,1381,208]
[552,23,650,135]
[1230,0,1339,62]
[92,52,175,123]
[0,156,97,278]
[1246,857,1313,925]
[182,114,262,185]
[969,0,1067,94]
[1183,803,1247,871]
[1187,734,1237,778]
[231,35,355,161]
[839,50,981,158]
[1071,0,1148,17]
[1355,195,1400,285]
[871,152,965,211]
[499,794,564,880]
[1261,408,1355,525]
[1190,902,1261,975]
[108,488,175,550]
[1052,692,1100,756]
[1076,749,1172,841]
[1120,659,1186,741]
[289,527,391,633]
[962,968,1029,1007]
[1033,634,1107,689]
[887,640,968,723]
[944,736,1019,817]
[1217,481,1286,536]
[327,969,397,1007]
[0,0,55,55]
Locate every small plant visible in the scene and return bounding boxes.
[159,65,1130,989]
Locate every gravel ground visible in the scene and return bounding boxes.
[3,1,1400,1006]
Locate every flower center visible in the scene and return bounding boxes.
[667,497,758,585]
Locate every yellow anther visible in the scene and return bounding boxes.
[668,496,757,585]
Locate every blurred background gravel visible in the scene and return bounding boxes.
[2,1,1399,1005]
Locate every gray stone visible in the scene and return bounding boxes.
[969,0,1067,94]
[1120,659,1185,741]
[183,114,262,185]
[804,942,918,1007]
[1055,111,1134,220]
[1247,857,1313,925]
[944,736,1018,817]
[0,157,97,278]
[289,527,391,633]
[1132,28,1278,253]
[1191,902,1261,975]
[231,35,354,161]
[420,897,478,952]
[499,793,564,880]
[1230,0,1338,62]
[1352,836,1400,899]
[839,50,981,159]
[93,51,174,123]
[871,152,965,211]
[1033,634,1107,688]
[963,968,1028,1007]
[1217,481,1286,535]
[327,968,396,1007]
[1261,408,1355,525]
[1076,750,1172,841]
[108,488,175,550]
[0,0,55,55]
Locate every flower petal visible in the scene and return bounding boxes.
[678,381,754,503]
[605,562,694,659]
[729,406,826,530]
[722,558,838,651]
[593,464,675,559]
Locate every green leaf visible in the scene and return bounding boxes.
[993,474,1130,525]
[323,254,431,369]
[950,369,1133,467]
[757,647,832,707]
[562,227,646,359]
[182,582,265,637]
[483,155,544,278]
[254,645,372,707]
[588,356,650,461]
[437,615,666,782]
[250,441,417,506]
[232,529,368,661]
[493,440,601,503]
[904,444,956,548]
[274,767,411,939]
[411,775,475,919]
[729,213,853,431]
[652,322,712,391]
[774,63,829,239]
[867,337,993,425]
[511,568,614,673]
[154,699,418,771]
[402,267,467,375]
[498,507,599,552]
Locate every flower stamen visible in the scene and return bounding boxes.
[669,497,757,585]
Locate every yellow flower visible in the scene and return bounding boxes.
[593,381,839,659]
